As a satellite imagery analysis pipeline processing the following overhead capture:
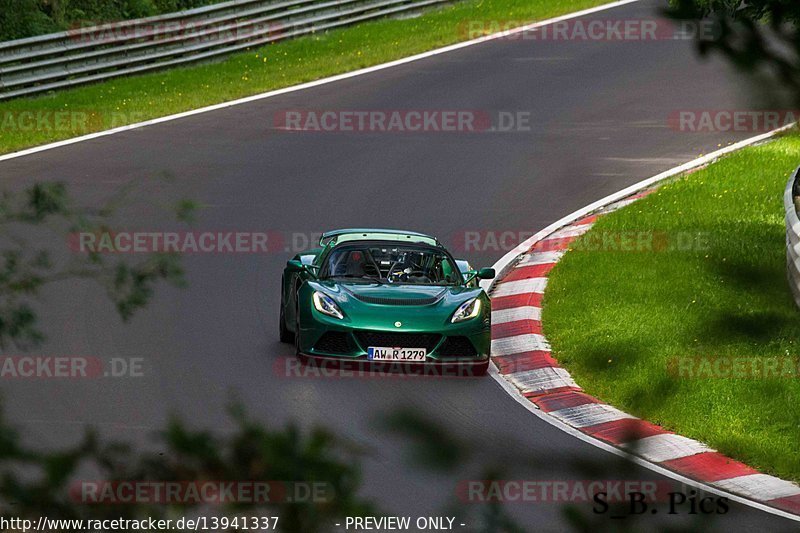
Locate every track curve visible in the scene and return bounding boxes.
[1,0,796,529]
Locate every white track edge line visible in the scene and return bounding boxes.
[484,124,800,522]
[0,0,640,164]
[487,365,800,522]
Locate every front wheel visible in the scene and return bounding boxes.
[279,290,294,343]
[294,300,302,357]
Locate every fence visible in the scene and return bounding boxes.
[0,0,452,100]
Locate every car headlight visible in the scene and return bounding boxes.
[313,291,344,319]
[451,297,482,323]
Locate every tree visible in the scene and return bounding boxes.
[667,0,800,105]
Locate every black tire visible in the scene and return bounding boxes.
[279,301,293,343]
[294,300,302,357]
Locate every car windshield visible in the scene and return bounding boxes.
[319,244,462,285]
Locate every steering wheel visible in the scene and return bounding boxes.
[387,264,428,283]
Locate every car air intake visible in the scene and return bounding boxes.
[353,294,440,306]
[437,336,478,357]
[354,331,441,352]
[313,332,354,354]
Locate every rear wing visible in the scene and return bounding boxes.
[319,228,439,247]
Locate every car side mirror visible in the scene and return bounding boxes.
[464,267,495,284]
[287,259,317,278]
[477,267,496,280]
[286,259,304,272]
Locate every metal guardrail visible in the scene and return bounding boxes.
[0,0,451,100]
[785,166,800,308]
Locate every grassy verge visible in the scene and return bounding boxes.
[544,132,800,482]
[0,0,609,155]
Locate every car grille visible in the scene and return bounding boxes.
[437,336,478,357]
[354,331,441,351]
[354,294,440,306]
[313,332,354,354]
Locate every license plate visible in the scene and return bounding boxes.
[367,347,427,361]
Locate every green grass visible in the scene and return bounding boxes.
[0,0,609,155]
[544,132,800,482]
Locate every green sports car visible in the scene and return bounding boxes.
[279,229,495,375]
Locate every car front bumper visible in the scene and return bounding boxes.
[297,308,490,365]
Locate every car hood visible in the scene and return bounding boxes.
[342,283,448,303]
[308,281,485,329]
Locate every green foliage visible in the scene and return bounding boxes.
[0,0,217,41]
[0,179,193,350]
[0,402,376,531]
[0,0,60,40]
[666,0,800,105]
[379,408,467,471]
[152,0,215,12]
[51,0,158,23]
[669,0,800,21]
[0,400,533,532]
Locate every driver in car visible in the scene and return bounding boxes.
[390,252,431,284]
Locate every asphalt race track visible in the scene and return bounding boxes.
[1,0,797,529]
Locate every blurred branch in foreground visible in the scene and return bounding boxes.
[666,0,800,106]
[0,178,195,350]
